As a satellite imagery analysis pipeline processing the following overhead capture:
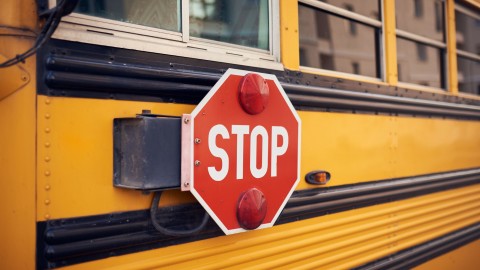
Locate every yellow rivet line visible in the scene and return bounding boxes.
[44,98,51,220]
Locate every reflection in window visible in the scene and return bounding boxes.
[457,56,480,95]
[319,0,380,20]
[457,57,480,95]
[455,5,479,95]
[75,0,181,32]
[352,62,360,75]
[434,1,443,32]
[189,0,269,50]
[344,4,357,36]
[414,0,424,18]
[455,10,480,55]
[397,38,443,88]
[396,0,445,42]
[316,11,331,39]
[319,53,334,70]
[298,4,379,78]
[416,43,427,61]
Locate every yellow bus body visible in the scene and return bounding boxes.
[1,0,479,269]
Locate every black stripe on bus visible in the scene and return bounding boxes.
[37,40,480,120]
[36,168,480,269]
[354,222,480,270]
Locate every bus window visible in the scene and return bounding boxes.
[75,0,182,32]
[395,0,447,89]
[298,0,382,80]
[396,37,443,88]
[396,0,445,42]
[57,0,279,67]
[455,4,480,95]
[190,0,269,50]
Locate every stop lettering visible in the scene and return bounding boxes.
[208,124,288,181]
[182,69,301,235]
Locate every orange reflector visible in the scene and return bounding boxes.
[305,170,331,185]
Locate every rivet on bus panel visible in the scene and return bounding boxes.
[45,113,51,119]
[44,156,51,162]
[45,200,50,205]
[45,185,51,191]
[45,99,51,105]
[44,171,51,176]
[45,142,51,148]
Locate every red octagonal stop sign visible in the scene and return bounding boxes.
[181,69,301,235]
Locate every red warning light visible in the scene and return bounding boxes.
[236,188,268,230]
[238,73,269,115]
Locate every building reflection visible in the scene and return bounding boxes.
[299,0,380,78]
[298,0,454,90]
[456,9,480,94]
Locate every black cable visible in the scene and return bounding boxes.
[150,191,210,236]
[0,0,68,68]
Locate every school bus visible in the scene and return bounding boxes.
[1,0,479,269]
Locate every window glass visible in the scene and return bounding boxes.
[75,0,181,32]
[457,56,480,95]
[298,4,379,78]
[397,38,443,88]
[455,10,480,55]
[395,0,445,41]
[319,0,380,20]
[189,0,269,50]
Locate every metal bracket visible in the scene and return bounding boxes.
[181,114,192,191]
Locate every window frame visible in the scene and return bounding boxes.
[395,0,449,91]
[454,3,480,95]
[298,0,385,83]
[48,0,282,70]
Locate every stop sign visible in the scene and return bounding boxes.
[181,69,301,235]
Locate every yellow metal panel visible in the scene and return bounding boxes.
[0,77,37,270]
[36,96,197,221]
[0,7,37,270]
[0,0,37,30]
[446,0,459,94]
[394,117,480,175]
[0,1,37,269]
[280,0,300,70]
[300,111,396,188]
[37,96,480,219]
[414,239,480,270]
[0,54,31,101]
[60,185,480,270]
[383,0,398,85]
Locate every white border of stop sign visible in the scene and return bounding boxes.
[181,69,301,235]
